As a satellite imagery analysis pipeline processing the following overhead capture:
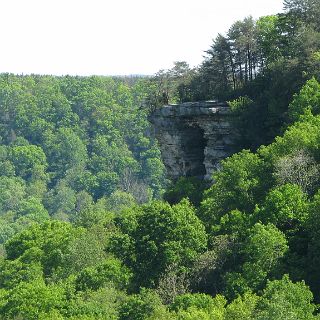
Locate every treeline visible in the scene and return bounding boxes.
[148,0,320,148]
[185,2,320,101]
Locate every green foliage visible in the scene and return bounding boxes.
[218,210,249,235]
[255,184,309,230]
[5,220,82,276]
[112,199,207,287]
[10,144,48,181]
[65,285,125,320]
[170,293,226,313]
[225,223,288,297]
[256,15,282,65]
[163,177,206,206]
[119,289,163,320]
[143,61,195,110]
[288,77,320,121]
[45,127,88,181]
[283,0,320,28]
[200,150,269,232]
[0,259,43,289]
[171,294,226,320]
[303,190,320,296]
[244,224,288,268]
[225,292,259,320]
[242,223,288,289]
[60,225,109,276]
[75,257,132,291]
[257,275,318,320]
[259,112,320,163]
[228,96,253,113]
[17,197,50,221]
[105,190,136,213]
[228,96,263,149]
[0,176,26,213]
[0,278,66,320]
[0,74,166,222]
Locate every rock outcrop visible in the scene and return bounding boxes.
[149,101,237,180]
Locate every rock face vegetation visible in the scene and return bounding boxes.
[1,0,320,319]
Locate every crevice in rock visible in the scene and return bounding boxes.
[181,124,207,178]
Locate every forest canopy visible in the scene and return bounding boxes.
[1,0,320,319]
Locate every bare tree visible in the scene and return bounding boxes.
[120,167,151,204]
[156,264,190,304]
[191,235,235,289]
[273,149,320,194]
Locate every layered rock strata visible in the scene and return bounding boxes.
[149,101,236,180]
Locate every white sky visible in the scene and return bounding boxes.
[0,0,284,76]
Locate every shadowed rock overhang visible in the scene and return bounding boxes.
[149,101,237,180]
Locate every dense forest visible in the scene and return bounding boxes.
[1,0,320,319]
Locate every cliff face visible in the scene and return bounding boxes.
[149,101,237,180]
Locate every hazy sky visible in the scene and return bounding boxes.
[0,0,284,76]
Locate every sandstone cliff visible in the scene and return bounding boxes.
[149,101,237,180]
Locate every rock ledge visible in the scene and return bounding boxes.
[149,101,236,180]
